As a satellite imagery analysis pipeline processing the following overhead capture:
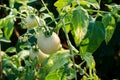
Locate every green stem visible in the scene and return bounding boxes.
[89,68,93,79]
[47,17,60,26]
[0,5,27,18]
[62,19,77,80]
[86,9,110,14]
[0,5,10,9]
[41,0,57,25]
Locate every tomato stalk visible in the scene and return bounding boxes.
[62,19,77,80]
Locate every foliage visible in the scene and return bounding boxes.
[0,0,120,80]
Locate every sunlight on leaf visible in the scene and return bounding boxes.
[0,37,11,43]
[45,69,66,80]
[54,0,73,12]
[49,51,70,72]
[6,47,16,53]
[80,0,100,9]
[102,14,116,44]
[40,50,70,80]
[64,14,72,33]
[71,7,89,46]
[9,0,15,8]
[1,15,15,40]
[80,52,95,69]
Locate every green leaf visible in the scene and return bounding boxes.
[80,0,100,9]
[1,15,15,40]
[18,50,30,59]
[41,50,70,79]
[45,69,66,80]
[0,37,11,43]
[80,21,105,53]
[105,4,120,11]
[3,19,14,39]
[9,0,15,8]
[19,5,37,15]
[49,50,70,72]
[0,29,3,37]
[16,0,36,4]
[0,17,7,29]
[80,52,95,69]
[71,7,89,46]
[2,58,16,68]
[6,47,16,53]
[11,8,18,15]
[80,38,89,53]
[64,13,72,33]
[16,0,29,5]
[54,0,73,12]
[25,66,35,80]
[10,55,21,67]
[102,14,116,43]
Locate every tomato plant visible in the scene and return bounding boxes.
[0,0,120,80]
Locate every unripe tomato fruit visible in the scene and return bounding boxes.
[36,32,61,54]
[25,15,39,29]
[29,48,49,63]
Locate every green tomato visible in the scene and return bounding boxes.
[25,15,39,29]
[29,48,49,63]
[36,32,61,54]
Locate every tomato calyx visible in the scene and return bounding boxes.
[44,30,52,37]
[42,26,54,38]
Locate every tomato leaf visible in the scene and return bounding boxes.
[102,14,116,44]
[49,51,70,72]
[0,37,11,43]
[80,52,95,69]
[0,16,10,29]
[80,21,105,53]
[71,7,89,46]
[3,19,14,40]
[80,0,100,9]
[9,0,15,8]
[40,50,70,80]
[25,67,35,80]
[64,13,72,33]
[18,50,30,59]
[6,47,16,53]
[2,15,15,40]
[45,69,66,80]
[54,0,73,12]
[0,29,3,37]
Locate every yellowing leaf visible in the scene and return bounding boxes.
[80,0,100,9]
[102,14,116,43]
[54,0,73,12]
[71,7,89,46]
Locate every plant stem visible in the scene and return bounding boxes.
[89,68,93,79]
[86,9,110,14]
[41,0,57,25]
[62,19,77,80]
